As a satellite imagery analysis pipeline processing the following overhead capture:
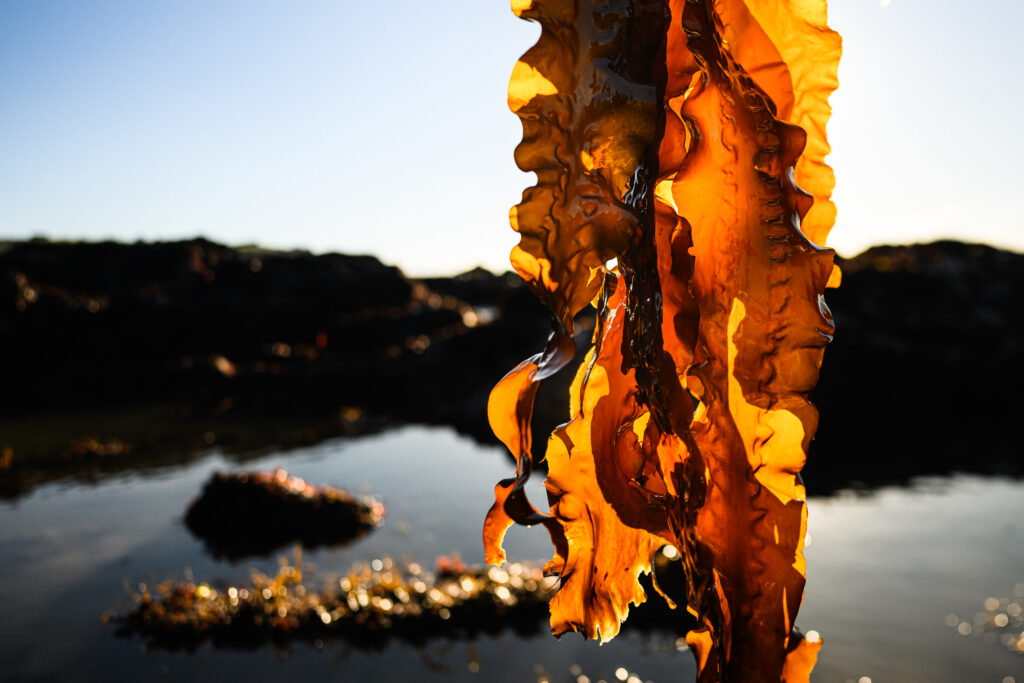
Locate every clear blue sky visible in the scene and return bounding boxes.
[1,0,1021,276]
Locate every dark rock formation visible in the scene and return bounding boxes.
[0,238,449,415]
[1,237,1020,496]
[807,241,1024,492]
[184,468,385,560]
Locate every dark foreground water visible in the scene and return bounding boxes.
[0,426,1021,682]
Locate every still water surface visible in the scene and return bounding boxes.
[0,426,1021,682]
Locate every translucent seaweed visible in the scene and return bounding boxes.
[484,1,841,680]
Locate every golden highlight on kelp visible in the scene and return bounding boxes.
[484,1,841,681]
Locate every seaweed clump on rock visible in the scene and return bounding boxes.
[112,552,553,650]
[184,468,385,560]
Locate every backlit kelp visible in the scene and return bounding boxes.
[484,1,841,681]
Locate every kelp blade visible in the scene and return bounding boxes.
[486,1,841,680]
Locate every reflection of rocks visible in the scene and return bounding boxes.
[184,469,385,560]
[1,238,1021,495]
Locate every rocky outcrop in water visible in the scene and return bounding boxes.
[184,469,385,560]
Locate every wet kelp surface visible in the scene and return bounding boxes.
[485,1,842,681]
[184,469,385,560]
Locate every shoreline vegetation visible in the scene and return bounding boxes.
[1,237,1021,499]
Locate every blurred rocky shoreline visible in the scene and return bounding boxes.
[1,237,1020,497]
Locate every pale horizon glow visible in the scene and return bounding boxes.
[1,0,1021,277]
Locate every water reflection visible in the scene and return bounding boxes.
[3,388,1021,504]
[0,426,1021,682]
[945,586,1024,655]
[801,475,1024,682]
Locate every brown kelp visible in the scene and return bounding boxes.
[485,1,840,680]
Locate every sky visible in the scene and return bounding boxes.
[1,0,1022,276]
